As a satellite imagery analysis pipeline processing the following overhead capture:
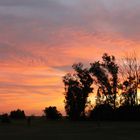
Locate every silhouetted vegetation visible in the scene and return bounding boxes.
[1,53,140,123]
[89,104,114,121]
[63,53,140,121]
[119,53,140,106]
[115,105,140,121]
[0,114,10,123]
[10,109,26,120]
[90,53,119,109]
[63,63,93,120]
[43,106,62,120]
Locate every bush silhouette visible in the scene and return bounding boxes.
[0,113,10,123]
[43,106,62,120]
[115,105,140,121]
[89,104,114,121]
[10,109,26,119]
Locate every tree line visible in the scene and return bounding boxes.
[63,53,140,121]
[1,53,140,123]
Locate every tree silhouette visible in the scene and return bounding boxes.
[43,106,62,120]
[63,63,93,120]
[10,109,26,119]
[62,53,140,121]
[119,53,140,106]
[90,53,119,109]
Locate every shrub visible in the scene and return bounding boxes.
[89,104,114,121]
[0,113,10,123]
[10,109,26,119]
[43,106,62,120]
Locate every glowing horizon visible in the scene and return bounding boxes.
[0,0,140,115]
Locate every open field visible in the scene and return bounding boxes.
[0,120,140,140]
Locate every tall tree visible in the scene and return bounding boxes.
[119,53,140,106]
[90,53,119,109]
[63,63,93,120]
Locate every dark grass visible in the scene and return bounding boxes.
[0,119,140,140]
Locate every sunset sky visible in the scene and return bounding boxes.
[0,0,140,115]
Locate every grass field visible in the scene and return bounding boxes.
[0,119,140,140]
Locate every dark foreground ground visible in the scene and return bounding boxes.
[0,119,140,140]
